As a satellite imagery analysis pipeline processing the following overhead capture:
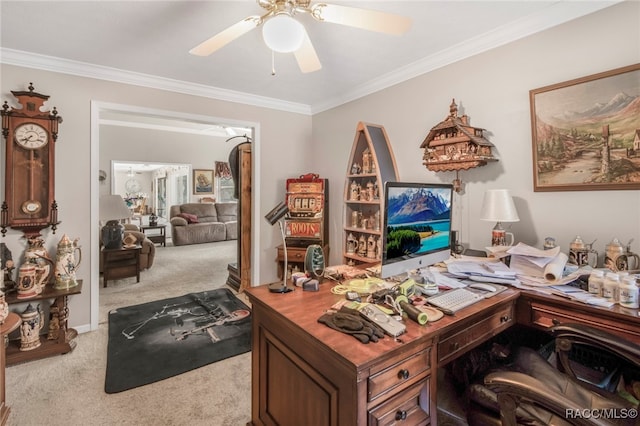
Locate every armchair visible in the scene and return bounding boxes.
[467,324,639,426]
[122,224,155,269]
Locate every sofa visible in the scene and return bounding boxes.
[99,224,156,272]
[169,202,237,246]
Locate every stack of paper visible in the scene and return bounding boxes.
[507,243,569,283]
[445,259,519,285]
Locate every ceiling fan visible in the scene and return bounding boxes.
[189,0,412,73]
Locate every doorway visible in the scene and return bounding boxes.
[90,101,261,331]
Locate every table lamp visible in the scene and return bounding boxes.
[265,201,293,293]
[479,189,519,246]
[100,194,132,249]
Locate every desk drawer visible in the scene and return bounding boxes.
[368,379,430,426]
[277,246,307,262]
[529,302,640,343]
[438,302,514,365]
[368,348,431,403]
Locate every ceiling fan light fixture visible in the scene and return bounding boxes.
[262,14,305,53]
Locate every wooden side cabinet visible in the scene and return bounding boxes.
[276,244,329,279]
[140,225,166,246]
[5,281,82,366]
[102,245,141,287]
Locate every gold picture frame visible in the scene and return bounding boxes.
[530,63,640,192]
[193,169,214,194]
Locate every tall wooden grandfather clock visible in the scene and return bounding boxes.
[1,83,62,238]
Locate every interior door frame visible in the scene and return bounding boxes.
[90,101,260,331]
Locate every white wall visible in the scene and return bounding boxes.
[0,66,312,330]
[313,1,640,267]
[100,125,234,203]
[1,1,638,331]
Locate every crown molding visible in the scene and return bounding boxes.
[0,48,312,116]
[310,0,621,114]
[1,1,620,116]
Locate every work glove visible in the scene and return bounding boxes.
[337,306,386,338]
[317,310,383,344]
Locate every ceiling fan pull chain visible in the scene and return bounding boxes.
[271,50,276,76]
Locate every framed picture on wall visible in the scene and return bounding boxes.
[530,63,640,192]
[193,169,214,194]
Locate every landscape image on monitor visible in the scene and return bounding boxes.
[385,186,451,260]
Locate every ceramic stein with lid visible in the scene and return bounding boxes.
[19,303,44,351]
[0,290,8,325]
[54,234,82,290]
[604,238,639,271]
[24,236,54,294]
[17,263,38,299]
[568,236,598,267]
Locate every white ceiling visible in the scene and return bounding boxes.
[0,1,620,114]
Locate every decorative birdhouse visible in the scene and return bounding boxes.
[420,99,498,191]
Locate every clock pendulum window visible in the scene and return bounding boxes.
[1,83,62,238]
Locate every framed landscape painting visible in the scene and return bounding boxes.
[193,169,214,194]
[530,63,640,191]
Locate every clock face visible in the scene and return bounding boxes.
[125,178,141,193]
[21,200,42,215]
[14,123,49,149]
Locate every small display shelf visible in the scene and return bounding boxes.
[343,122,398,266]
[5,281,82,366]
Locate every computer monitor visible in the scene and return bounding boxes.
[380,182,453,279]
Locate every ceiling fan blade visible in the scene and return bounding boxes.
[189,16,261,56]
[294,29,321,73]
[310,4,411,35]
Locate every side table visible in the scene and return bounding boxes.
[0,313,19,426]
[275,244,329,279]
[140,224,166,247]
[102,245,141,287]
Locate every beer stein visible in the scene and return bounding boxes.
[622,239,640,271]
[54,234,82,290]
[605,238,625,271]
[24,236,54,294]
[568,236,598,267]
[19,303,44,351]
[0,291,8,325]
[346,233,357,254]
[606,238,640,271]
[17,263,38,299]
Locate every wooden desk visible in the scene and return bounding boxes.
[245,283,640,426]
[245,284,518,426]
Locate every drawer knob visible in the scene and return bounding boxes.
[395,410,407,421]
[500,315,510,323]
[451,342,459,350]
[397,369,410,380]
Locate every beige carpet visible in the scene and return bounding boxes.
[5,239,252,426]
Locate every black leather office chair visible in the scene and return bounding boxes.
[466,324,640,426]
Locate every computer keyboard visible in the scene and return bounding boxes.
[426,288,484,315]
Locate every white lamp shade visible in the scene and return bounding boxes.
[99,194,132,222]
[262,14,305,53]
[479,189,519,222]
